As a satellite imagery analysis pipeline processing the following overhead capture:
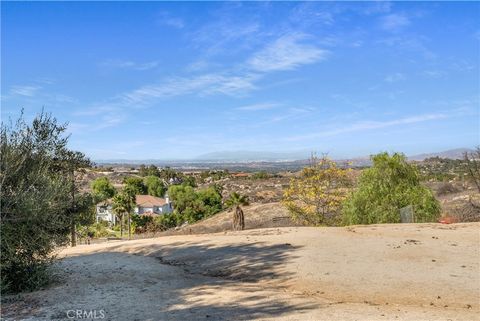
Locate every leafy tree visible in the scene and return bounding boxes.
[168,185,196,213]
[91,177,116,201]
[167,185,223,224]
[159,166,178,181]
[181,175,197,188]
[196,187,223,217]
[225,192,249,231]
[282,157,352,226]
[342,152,441,225]
[1,111,91,292]
[139,164,160,177]
[73,192,96,226]
[144,175,166,197]
[123,176,147,194]
[52,149,92,246]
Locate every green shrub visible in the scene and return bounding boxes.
[79,222,115,238]
[251,171,271,180]
[167,185,223,225]
[155,213,180,230]
[1,112,90,293]
[342,152,441,225]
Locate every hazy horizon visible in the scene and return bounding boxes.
[2,2,479,160]
[90,147,473,163]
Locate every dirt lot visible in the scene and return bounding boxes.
[3,223,479,321]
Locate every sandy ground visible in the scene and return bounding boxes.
[2,223,479,321]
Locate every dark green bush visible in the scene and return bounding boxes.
[167,185,223,225]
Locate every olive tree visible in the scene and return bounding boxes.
[1,111,91,292]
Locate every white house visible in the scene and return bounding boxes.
[96,194,173,224]
[96,200,117,224]
[134,195,172,215]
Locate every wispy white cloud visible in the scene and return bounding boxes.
[236,102,279,111]
[10,85,41,97]
[287,113,448,142]
[361,1,392,15]
[248,33,328,72]
[192,16,260,56]
[421,70,446,78]
[69,110,127,132]
[381,13,410,31]
[77,16,331,130]
[157,11,184,29]
[94,114,126,130]
[255,106,315,126]
[378,35,436,60]
[384,72,406,82]
[120,73,259,105]
[5,83,78,106]
[100,59,159,71]
[289,3,335,27]
[450,60,476,72]
[185,60,214,72]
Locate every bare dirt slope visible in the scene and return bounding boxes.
[3,223,479,321]
[165,202,301,236]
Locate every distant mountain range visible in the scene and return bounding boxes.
[407,148,473,161]
[195,148,474,162]
[94,148,474,165]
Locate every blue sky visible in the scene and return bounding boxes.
[2,1,479,160]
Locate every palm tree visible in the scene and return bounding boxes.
[112,186,136,239]
[225,192,249,231]
[123,185,136,239]
[112,193,128,238]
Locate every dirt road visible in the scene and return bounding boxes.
[3,223,479,321]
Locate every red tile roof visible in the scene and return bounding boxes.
[97,195,168,207]
[135,195,167,207]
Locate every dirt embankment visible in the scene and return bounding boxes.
[3,223,479,321]
[163,202,302,236]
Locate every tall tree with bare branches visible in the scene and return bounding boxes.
[464,147,480,192]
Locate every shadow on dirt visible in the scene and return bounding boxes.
[2,241,316,321]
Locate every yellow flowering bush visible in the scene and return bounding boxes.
[282,157,353,226]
